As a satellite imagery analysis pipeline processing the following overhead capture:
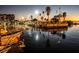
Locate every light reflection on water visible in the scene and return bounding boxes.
[20,25,79,50]
[20,27,66,48]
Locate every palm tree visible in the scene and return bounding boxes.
[41,16,43,20]
[63,12,67,21]
[42,11,45,20]
[39,13,41,20]
[30,15,33,20]
[39,13,41,16]
[45,6,51,21]
[42,11,44,14]
[39,13,43,20]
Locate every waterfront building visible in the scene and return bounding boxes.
[0,14,15,31]
[0,14,15,24]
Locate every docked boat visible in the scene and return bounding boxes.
[46,23,68,28]
[34,21,68,29]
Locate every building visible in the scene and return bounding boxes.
[0,14,15,31]
[0,14,15,21]
[0,14,15,25]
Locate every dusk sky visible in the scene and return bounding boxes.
[0,5,79,19]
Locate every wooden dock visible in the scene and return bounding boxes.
[0,32,22,52]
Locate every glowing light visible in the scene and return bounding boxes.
[35,34,39,40]
[67,16,79,21]
[21,16,25,19]
[58,40,61,43]
[35,10,39,15]
[28,30,32,35]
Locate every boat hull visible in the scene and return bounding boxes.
[38,23,68,29]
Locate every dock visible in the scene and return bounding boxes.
[0,31,24,53]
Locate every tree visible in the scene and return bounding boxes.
[63,12,67,21]
[42,11,45,16]
[30,15,33,20]
[41,16,44,20]
[39,13,41,16]
[46,6,51,21]
[42,11,45,14]
[42,11,45,20]
[32,18,37,21]
[39,13,41,20]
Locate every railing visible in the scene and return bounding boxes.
[47,23,68,27]
[0,32,22,52]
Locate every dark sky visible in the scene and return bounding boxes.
[0,5,79,19]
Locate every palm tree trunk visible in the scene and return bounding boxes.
[48,15,50,22]
[43,15,44,21]
[63,17,65,21]
[64,17,65,21]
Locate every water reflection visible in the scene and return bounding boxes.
[62,32,66,39]
[20,27,67,49]
[46,37,50,47]
[19,25,79,52]
[35,34,39,40]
